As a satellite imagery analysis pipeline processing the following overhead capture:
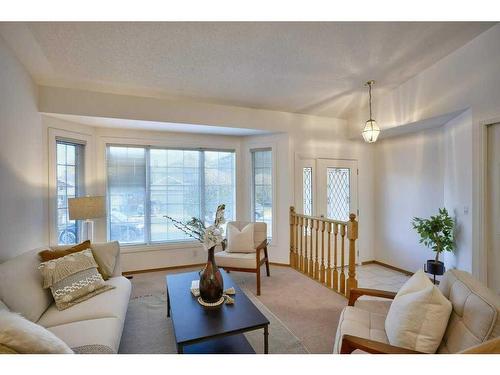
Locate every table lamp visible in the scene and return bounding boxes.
[68,196,106,242]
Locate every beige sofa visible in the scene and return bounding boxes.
[0,242,131,354]
[333,269,500,354]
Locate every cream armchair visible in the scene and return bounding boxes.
[334,269,500,354]
[215,222,270,295]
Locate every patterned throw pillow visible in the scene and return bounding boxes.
[38,250,114,310]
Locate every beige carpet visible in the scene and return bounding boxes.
[119,289,308,354]
[125,265,348,353]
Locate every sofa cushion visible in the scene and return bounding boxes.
[39,249,114,311]
[37,276,131,328]
[226,223,254,253]
[0,248,53,322]
[0,310,73,354]
[385,270,452,353]
[90,241,120,279]
[354,296,393,316]
[438,269,500,353]
[215,250,265,269]
[49,241,121,280]
[333,306,389,354]
[47,317,124,354]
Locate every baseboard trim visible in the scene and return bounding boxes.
[361,260,413,276]
[269,262,290,267]
[123,261,289,275]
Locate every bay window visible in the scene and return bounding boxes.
[56,140,85,244]
[251,148,273,239]
[106,145,235,244]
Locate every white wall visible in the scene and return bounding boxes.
[373,127,444,272]
[349,24,500,280]
[443,110,473,272]
[0,36,46,262]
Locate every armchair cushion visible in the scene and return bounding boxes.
[385,270,452,353]
[215,250,265,270]
[333,306,389,354]
[226,223,254,253]
[226,221,267,249]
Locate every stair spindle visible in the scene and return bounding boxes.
[333,223,339,291]
[309,218,314,278]
[340,223,346,295]
[326,222,332,287]
[320,221,326,283]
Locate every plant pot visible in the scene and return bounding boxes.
[424,260,445,276]
[199,246,224,303]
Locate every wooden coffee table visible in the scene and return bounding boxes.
[166,270,270,354]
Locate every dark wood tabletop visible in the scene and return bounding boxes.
[166,270,270,353]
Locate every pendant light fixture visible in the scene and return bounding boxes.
[362,80,381,143]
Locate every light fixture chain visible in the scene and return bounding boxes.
[369,81,373,120]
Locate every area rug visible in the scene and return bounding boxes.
[118,288,309,354]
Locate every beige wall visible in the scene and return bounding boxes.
[0,36,46,262]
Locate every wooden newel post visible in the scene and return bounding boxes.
[289,206,295,268]
[346,213,358,298]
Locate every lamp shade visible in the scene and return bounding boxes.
[362,119,380,143]
[68,196,106,220]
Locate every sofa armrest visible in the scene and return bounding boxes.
[340,335,424,354]
[348,287,397,306]
[460,337,500,354]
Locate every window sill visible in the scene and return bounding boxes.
[120,240,205,254]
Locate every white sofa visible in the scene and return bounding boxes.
[0,242,131,354]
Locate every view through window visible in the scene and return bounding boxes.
[251,148,273,239]
[56,140,85,244]
[107,146,236,244]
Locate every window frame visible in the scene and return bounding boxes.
[105,143,237,246]
[48,128,93,246]
[250,147,274,241]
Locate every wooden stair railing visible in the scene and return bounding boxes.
[289,206,358,298]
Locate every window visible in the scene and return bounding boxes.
[326,167,350,221]
[107,146,236,244]
[251,148,273,239]
[107,146,146,244]
[303,167,313,216]
[56,140,85,244]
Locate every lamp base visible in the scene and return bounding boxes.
[82,219,95,242]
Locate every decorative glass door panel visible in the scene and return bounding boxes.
[317,159,358,221]
[326,167,350,221]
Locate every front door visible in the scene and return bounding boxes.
[316,159,358,222]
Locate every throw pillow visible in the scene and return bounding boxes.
[0,310,73,354]
[385,270,452,353]
[39,240,120,280]
[38,250,114,311]
[226,223,255,253]
[38,240,91,261]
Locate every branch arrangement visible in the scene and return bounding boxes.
[164,204,226,250]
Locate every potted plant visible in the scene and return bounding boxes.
[412,208,455,282]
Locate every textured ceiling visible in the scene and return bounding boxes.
[1,22,495,118]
